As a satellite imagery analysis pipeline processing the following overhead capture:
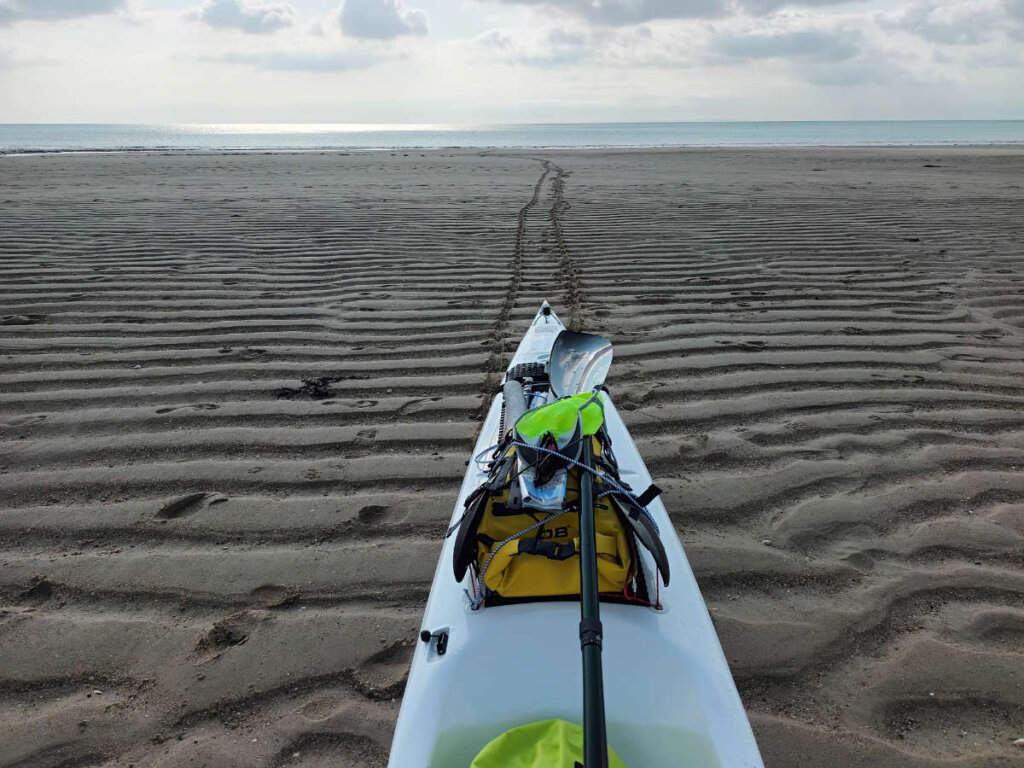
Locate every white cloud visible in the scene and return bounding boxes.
[217,48,379,70]
[486,0,725,25]
[190,0,296,35]
[484,0,876,24]
[1,0,1022,122]
[474,26,590,66]
[339,0,428,39]
[476,17,868,70]
[0,0,125,25]
[715,28,862,62]
[878,1,1008,45]
[0,41,58,67]
[703,16,930,88]
[804,59,895,86]
[739,0,861,14]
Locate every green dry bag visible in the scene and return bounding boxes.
[470,719,626,768]
[515,392,606,443]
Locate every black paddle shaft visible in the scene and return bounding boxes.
[578,438,609,768]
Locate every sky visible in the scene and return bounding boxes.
[0,0,1021,122]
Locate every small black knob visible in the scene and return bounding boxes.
[419,628,449,656]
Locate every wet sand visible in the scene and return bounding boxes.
[2,147,1023,767]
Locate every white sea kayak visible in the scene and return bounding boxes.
[388,302,764,767]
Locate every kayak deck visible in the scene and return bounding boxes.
[388,305,763,767]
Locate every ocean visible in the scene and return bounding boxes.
[1,121,1023,153]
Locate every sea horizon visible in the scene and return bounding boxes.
[3,119,1024,154]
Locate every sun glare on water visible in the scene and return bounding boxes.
[171,123,467,134]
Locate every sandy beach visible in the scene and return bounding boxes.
[2,147,1024,767]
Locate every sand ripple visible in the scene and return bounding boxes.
[2,148,1023,767]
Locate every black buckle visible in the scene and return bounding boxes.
[519,537,576,561]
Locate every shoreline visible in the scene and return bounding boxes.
[5,141,1024,157]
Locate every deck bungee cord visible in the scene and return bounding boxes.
[470,438,661,534]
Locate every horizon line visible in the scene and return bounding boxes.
[3,119,1024,127]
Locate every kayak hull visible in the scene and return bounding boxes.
[388,305,763,767]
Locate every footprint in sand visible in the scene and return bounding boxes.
[156,492,227,520]
[354,429,377,447]
[155,403,219,415]
[737,340,767,351]
[1,314,46,326]
[678,435,709,456]
[349,642,414,700]
[397,398,425,415]
[18,576,56,605]
[357,504,389,522]
[5,414,47,426]
[714,339,766,351]
[194,611,262,662]
[298,698,338,722]
[273,732,384,764]
[248,585,299,610]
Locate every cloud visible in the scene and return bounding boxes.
[474,22,707,69]
[339,0,427,39]
[484,0,871,24]
[0,42,59,67]
[0,0,125,25]
[878,1,1002,45]
[474,26,589,66]
[715,29,861,62]
[703,20,923,88]
[804,59,892,87]
[216,48,379,70]
[190,0,295,35]
[475,29,514,52]
[738,0,860,14]
[487,0,725,25]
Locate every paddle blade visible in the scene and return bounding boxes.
[549,331,613,398]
